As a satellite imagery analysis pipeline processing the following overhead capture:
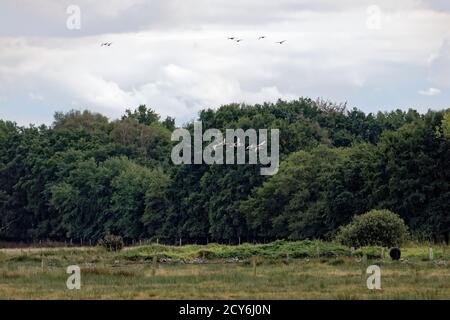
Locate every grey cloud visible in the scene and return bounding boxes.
[429,39,450,87]
[1,0,450,126]
[421,0,450,12]
[0,0,428,37]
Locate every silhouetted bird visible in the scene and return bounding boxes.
[213,139,226,151]
[247,140,266,151]
[276,40,286,44]
[258,36,266,40]
[101,42,112,47]
[235,39,243,43]
[256,141,266,150]
[228,37,236,40]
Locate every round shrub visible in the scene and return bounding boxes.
[98,234,124,252]
[336,209,408,248]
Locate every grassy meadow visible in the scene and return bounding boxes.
[1,240,450,299]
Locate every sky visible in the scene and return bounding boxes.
[0,0,449,126]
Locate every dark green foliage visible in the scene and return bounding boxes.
[241,144,377,240]
[98,234,124,252]
[336,209,409,247]
[122,105,160,125]
[0,100,448,244]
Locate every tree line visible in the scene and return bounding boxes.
[0,99,449,243]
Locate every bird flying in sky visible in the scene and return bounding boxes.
[276,40,286,44]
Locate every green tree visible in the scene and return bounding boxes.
[336,209,409,247]
[123,105,160,125]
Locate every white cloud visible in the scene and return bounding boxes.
[1,0,450,125]
[428,39,450,87]
[29,92,44,101]
[418,87,441,96]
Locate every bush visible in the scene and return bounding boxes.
[336,209,408,248]
[98,234,124,252]
[121,240,352,262]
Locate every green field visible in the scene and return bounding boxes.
[1,241,450,299]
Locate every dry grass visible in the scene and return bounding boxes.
[1,244,450,299]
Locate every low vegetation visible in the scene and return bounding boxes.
[121,240,350,261]
[1,241,450,299]
[98,234,124,252]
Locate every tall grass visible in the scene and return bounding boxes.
[1,241,449,299]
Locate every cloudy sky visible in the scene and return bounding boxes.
[0,0,449,126]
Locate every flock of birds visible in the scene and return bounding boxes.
[99,37,274,151]
[100,36,286,47]
[212,138,266,151]
[228,36,286,44]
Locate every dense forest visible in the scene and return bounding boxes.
[0,99,449,244]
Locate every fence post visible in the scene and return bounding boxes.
[428,247,434,261]
[40,249,44,272]
[152,255,157,276]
